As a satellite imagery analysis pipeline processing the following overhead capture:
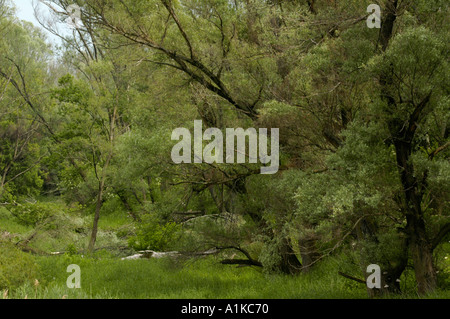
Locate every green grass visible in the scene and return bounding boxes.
[98,210,133,230]
[2,203,448,300]
[6,255,368,299]
[0,207,33,235]
[0,202,131,255]
[3,253,447,300]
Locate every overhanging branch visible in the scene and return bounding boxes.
[432,222,450,250]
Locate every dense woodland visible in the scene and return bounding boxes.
[0,0,449,298]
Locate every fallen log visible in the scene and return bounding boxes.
[121,253,144,260]
[120,248,221,260]
[220,259,262,267]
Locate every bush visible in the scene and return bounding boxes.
[128,215,180,251]
[0,242,38,290]
[8,201,61,226]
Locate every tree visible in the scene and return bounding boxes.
[372,23,449,294]
[294,0,449,295]
[3,0,448,296]
[0,16,53,201]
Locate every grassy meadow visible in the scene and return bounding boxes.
[1,205,449,300]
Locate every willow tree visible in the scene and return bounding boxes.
[295,0,449,295]
[371,2,449,293]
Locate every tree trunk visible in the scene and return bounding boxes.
[408,215,437,294]
[392,137,437,294]
[299,236,320,272]
[278,237,302,275]
[87,102,116,253]
[87,180,105,253]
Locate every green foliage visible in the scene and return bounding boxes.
[8,201,61,227]
[128,215,180,251]
[258,235,284,273]
[65,243,78,256]
[0,0,448,298]
[358,230,407,270]
[0,242,38,290]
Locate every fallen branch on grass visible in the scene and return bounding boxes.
[338,271,366,284]
[220,259,262,267]
[215,246,262,267]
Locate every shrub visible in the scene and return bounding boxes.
[128,215,180,251]
[65,243,78,256]
[8,202,61,226]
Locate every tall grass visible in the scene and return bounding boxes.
[6,254,370,299]
[4,253,449,299]
[2,203,448,299]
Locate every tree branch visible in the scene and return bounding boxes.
[220,259,262,267]
[216,246,262,267]
[429,141,450,160]
[432,222,450,250]
[338,271,366,284]
[161,0,194,59]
